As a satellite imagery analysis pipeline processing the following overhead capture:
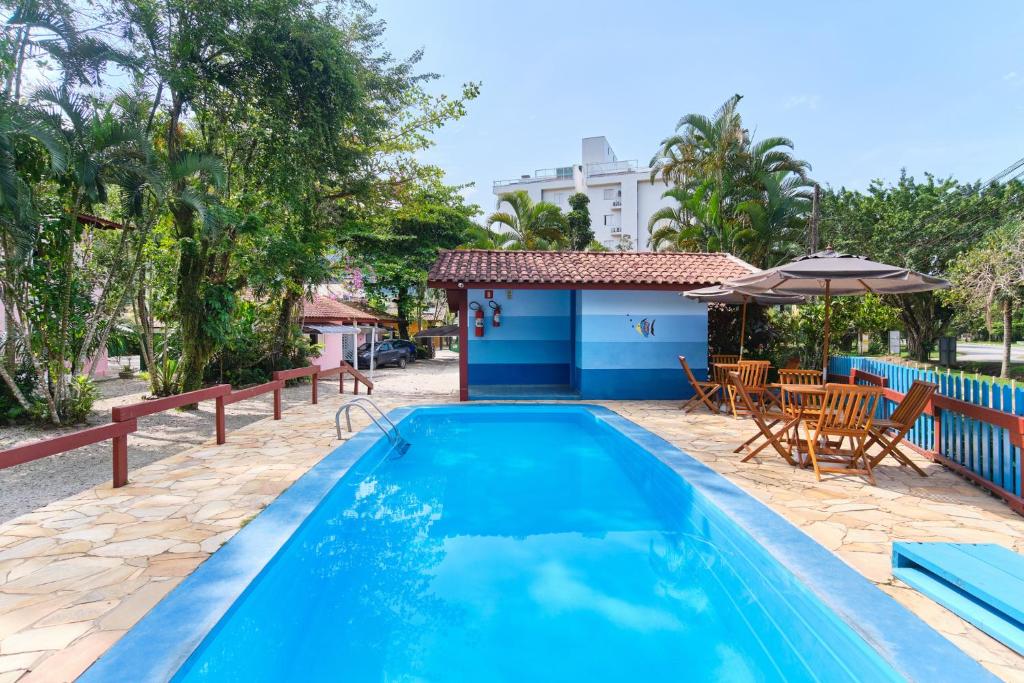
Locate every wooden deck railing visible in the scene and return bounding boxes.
[831,356,1024,516]
[110,385,231,487]
[0,362,373,490]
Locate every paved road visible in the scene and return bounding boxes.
[956,342,1024,363]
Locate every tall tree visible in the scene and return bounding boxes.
[564,192,593,251]
[823,172,1024,360]
[487,190,565,250]
[110,0,477,391]
[647,94,812,267]
[947,221,1024,377]
[348,180,476,339]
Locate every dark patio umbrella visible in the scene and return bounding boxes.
[723,249,950,374]
[683,285,805,358]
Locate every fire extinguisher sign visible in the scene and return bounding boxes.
[484,290,493,299]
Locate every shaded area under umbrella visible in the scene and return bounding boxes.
[683,285,805,359]
[723,249,949,375]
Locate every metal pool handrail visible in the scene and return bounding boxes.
[335,397,403,445]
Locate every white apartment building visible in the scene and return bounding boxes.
[492,136,673,251]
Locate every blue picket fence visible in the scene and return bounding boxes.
[829,356,1023,500]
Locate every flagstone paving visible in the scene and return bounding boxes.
[1,364,1023,681]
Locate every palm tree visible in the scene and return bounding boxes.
[646,95,813,266]
[461,223,506,249]
[486,190,566,250]
[735,172,812,267]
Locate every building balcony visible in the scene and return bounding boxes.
[610,200,622,210]
[586,160,638,177]
[493,165,574,191]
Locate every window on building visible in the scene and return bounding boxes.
[602,188,621,200]
[555,166,573,179]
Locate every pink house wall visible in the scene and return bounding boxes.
[312,332,344,370]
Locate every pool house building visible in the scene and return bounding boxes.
[428,250,757,400]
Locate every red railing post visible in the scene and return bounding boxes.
[112,433,128,488]
[339,372,344,394]
[215,395,226,445]
[312,372,319,404]
[273,387,282,419]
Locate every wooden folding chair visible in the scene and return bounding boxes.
[678,356,721,413]
[778,369,824,418]
[726,360,772,417]
[800,383,883,485]
[730,372,798,464]
[710,354,740,366]
[865,380,937,476]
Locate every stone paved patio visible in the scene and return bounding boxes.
[1,362,1023,681]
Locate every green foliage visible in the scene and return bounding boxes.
[348,179,477,338]
[822,173,1024,360]
[65,374,98,423]
[767,295,901,369]
[564,192,593,251]
[487,190,566,250]
[648,94,812,267]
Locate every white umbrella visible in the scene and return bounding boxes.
[684,285,805,358]
[724,249,949,375]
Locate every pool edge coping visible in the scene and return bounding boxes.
[79,402,995,683]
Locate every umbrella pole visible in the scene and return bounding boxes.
[822,281,831,379]
[739,303,747,359]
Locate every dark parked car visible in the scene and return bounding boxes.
[357,340,412,369]
[391,339,418,361]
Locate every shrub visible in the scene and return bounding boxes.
[66,375,99,423]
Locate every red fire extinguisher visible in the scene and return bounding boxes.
[489,300,502,327]
[470,301,484,337]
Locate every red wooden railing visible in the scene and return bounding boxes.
[0,363,374,490]
[0,420,137,471]
[110,385,231,487]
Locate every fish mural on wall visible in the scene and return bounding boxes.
[627,315,656,338]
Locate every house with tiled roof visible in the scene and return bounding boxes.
[300,294,397,372]
[428,250,758,400]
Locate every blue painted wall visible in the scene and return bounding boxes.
[575,290,707,399]
[467,289,572,386]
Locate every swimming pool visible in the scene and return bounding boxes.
[83,405,992,682]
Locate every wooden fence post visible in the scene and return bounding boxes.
[112,434,128,488]
[273,387,282,420]
[312,372,319,404]
[215,396,226,445]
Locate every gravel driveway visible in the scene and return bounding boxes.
[0,352,459,522]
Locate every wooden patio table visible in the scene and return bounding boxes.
[768,383,827,462]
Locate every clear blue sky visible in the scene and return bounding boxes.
[373,0,1024,211]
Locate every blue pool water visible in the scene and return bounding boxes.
[170,406,904,682]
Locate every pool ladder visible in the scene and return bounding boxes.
[335,397,410,456]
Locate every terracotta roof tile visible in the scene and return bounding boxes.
[427,250,757,288]
[302,295,381,323]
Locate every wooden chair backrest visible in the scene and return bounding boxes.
[711,354,740,365]
[889,380,937,430]
[678,356,705,387]
[778,369,824,414]
[728,371,768,424]
[737,360,770,389]
[778,369,822,385]
[815,384,882,433]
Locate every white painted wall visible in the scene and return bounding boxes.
[493,137,674,251]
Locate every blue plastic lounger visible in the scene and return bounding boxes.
[892,542,1024,656]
